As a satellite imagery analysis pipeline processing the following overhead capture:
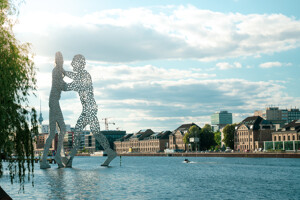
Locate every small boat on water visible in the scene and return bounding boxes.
[90,151,107,156]
[184,158,190,163]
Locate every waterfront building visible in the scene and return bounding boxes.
[34,133,56,156]
[114,124,204,154]
[80,130,91,150]
[114,129,154,153]
[63,131,74,152]
[114,129,173,154]
[254,106,300,126]
[234,116,275,151]
[85,133,95,153]
[61,129,91,152]
[169,123,201,151]
[139,131,171,153]
[85,130,126,153]
[264,120,300,151]
[114,134,133,153]
[34,124,72,155]
[128,129,155,152]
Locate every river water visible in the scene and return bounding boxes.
[1,156,300,199]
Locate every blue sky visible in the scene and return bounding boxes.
[15,0,300,132]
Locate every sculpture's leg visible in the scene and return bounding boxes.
[55,132,65,168]
[54,107,67,168]
[40,111,56,169]
[65,115,87,168]
[54,132,65,168]
[90,116,117,166]
[40,134,53,169]
[65,130,80,167]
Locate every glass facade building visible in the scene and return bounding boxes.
[211,111,233,126]
[85,130,126,152]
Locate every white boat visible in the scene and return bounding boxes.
[90,151,107,156]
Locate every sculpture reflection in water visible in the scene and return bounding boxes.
[63,54,116,167]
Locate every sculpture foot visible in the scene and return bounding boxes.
[54,155,64,168]
[40,162,51,169]
[101,150,117,166]
[61,156,70,166]
[65,157,73,168]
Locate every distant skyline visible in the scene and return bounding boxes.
[15,0,300,132]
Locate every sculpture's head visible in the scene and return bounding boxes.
[55,51,63,67]
[71,54,86,72]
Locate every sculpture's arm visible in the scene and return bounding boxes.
[52,68,66,92]
[65,81,77,91]
[61,80,67,91]
[64,71,77,79]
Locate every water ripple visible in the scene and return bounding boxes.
[1,156,300,199]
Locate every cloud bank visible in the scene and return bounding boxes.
[36,62,299,132]
[15,5,300,63]
[259,62,292,68]
[19,4,300,132]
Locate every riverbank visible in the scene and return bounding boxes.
[118,152,300,158]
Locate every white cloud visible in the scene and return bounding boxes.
[15,5,300,62]
[216,62,242,70]
[259,62,292,68]
[34,61,300,132]
[87,64,216,82]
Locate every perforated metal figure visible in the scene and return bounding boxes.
[40,51,66,169]
[64,54,116,167]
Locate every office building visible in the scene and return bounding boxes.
[85,130,126,153]
[211,111,232,130]
[254,107,300,126]
[211,111,232,147]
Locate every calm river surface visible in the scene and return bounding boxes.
[1,156,300,199]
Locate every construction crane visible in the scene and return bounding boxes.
[102,118,115,130]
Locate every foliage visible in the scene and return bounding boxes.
[79,147,89,153]
[183,132,189,144]
[214,131,221,148]
[199,124,216,150]
[0,0,37,191]
[183,125,201,151]
[184,124,217,151]
[222,124,236,149]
